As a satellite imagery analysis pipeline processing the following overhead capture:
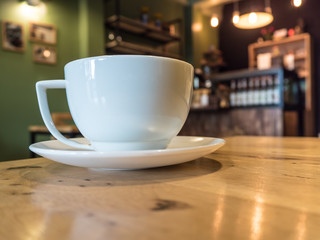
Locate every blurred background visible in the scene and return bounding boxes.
[1,0,319,161]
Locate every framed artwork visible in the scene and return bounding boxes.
[33,44,57,65]
[29,22,57,45]
[1,20,25,52]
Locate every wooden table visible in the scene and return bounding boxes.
[1,136,320,239]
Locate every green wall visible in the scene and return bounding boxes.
[182,3,221,67]
[0,0,104,161]
[192,5,221,68]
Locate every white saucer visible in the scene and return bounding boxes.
[29,136,225,170]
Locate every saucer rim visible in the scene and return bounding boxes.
[29,136,225,169]
[29,136,225,157]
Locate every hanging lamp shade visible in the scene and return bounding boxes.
[234,0,273,29]
[26,0,41,6]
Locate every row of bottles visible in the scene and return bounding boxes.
[192,74,283,109]
[229,74,281,107]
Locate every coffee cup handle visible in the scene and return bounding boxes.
[36,80,94,150]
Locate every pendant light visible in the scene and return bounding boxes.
[232,0,240,24]
[26,0,41,6]
[292,0,303,7]
[234,0,274,29]
[210,15,219,28]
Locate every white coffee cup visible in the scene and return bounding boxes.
[36,55,194,151]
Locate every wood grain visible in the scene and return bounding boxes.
[0,136,320,240]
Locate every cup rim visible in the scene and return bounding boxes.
[65,54,193,69]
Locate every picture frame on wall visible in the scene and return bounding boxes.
[32,44,57,65]
[29,22,57,45]
[1,20,25,52]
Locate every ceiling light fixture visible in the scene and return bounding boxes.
[232,0,240,24]
[19,0,47,20]
[210,15,219,28]
[234,0,274,29]
[26,0,41,6]
[292,0,303,7]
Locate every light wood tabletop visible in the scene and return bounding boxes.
[1,136,320,240]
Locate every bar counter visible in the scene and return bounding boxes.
[1,136,320,239]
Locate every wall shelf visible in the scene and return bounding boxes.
[105,15,181,43]
[248,33,314,136]
[105,40,181,59]
[105,13,183,59]
[249,33,309,48]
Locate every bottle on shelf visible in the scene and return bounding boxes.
[194,68,204,89]
[193,75,200,89]
[266,75,274,105]
[247,77,255,106]
[200,88,210,107]
[273,74,280,105]
[230,80,236,107]
[260,76,267,105]
[140,6,149,24]
[253,77,260,106]
[242,78,248,107]
[236,79,242,107]
[154,13,162,28]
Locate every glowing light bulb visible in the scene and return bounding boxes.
[210,16,219,28]
[233,14,239,24]
[249,12,257,24]
[293,0,302,7]
[18,2,47,20]
[43,49,51,58]
[192,23,202,32]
